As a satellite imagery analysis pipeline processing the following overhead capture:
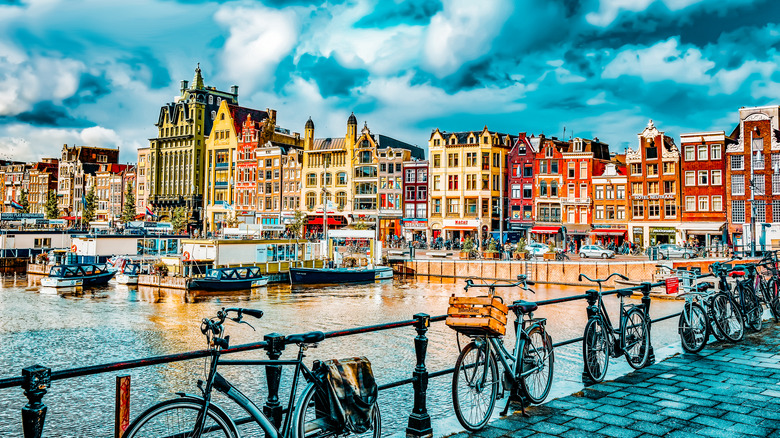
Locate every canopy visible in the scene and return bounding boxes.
[530,226,561,234]
[308,217,343,226]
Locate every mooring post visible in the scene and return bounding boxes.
[406,313,432,438]
[263,333,285,428]
[22,365,51,438]
[581,289,599,384]
[641,282,656,365]
[114,375,131,438]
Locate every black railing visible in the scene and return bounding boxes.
[0,274,698,438]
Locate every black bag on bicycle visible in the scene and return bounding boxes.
[314,356,378,434]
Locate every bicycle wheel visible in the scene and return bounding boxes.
[712,293,744,342]
[622,307,650,369]
[294,382,381,438]
[123,398,237,438]
[452,340,498,431]
[582,317,609,383]
[759,280,780,322]
[742,288,763,332]
[706,296,725,341]
[518,327,554,404]
[678,302,708,353]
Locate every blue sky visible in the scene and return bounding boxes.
[0,0,779,162]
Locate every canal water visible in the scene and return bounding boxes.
[0,275,684,437]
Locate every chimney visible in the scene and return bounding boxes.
[231,85,239,96]
[180,80,189,93]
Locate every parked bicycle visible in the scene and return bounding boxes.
[123,307,381,438]
[708,260,746,342]
[756,251,780,322]
[733,264,764,332]
[667,266,723,353]
[450,275,554,431]
[579,273,650,383]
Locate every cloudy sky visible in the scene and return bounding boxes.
[1,0,779,162]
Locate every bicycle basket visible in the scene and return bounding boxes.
[314,356,378,434]
[446,294,508,336]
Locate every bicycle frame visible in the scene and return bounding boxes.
[590,292,633,357]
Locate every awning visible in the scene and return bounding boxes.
[308,217,343,226]
[566,224,591,235]
[530,226,561,234]
[134,214,146,219]
[592,229,627,235]
[60,216,81,220]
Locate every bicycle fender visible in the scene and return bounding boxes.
[173,393,241,436]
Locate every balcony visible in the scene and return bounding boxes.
[561,197,592,205]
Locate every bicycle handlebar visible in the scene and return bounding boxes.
[578,272,629,283]
[464,278,522,291]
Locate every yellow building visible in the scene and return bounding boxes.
[428,127,515,244]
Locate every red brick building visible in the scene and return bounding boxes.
[507,133,535,239]
[531,136,568,245]
[591,159,629,246]
[680,131,731,247]
[402,159,429,242]
[561,137,611,249]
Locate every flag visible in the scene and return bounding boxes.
[146,205,155,217]
[10,201,23,210]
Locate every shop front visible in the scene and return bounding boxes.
[529,225,564,246]
[591,226,627,248]
[565,224,591,252]
[680,222,727,248]
[402,219,428,243]
[379,218,402,243]
[649,226,677,245]
[443,219,481,245]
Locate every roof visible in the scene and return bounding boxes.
[433,128,516,146]
[311,138,346,151]
[229,105,268,136]
[374,134,424,159]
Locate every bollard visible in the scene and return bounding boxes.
[114,375,131,438]
[22,365,51,438]
[263,333,286,428]
[581,289,599,384]
[406,313,432,438]
[640,282,656,365]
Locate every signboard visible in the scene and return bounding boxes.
[262,224,285,232]
[443,219,481,228]
[650,227,676,235]
[631,194,675,200]
[665,277,679,295]
[1,213,43,220]
[49,219,66,226]
[403,220,427,229]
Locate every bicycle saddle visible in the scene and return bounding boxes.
[696,282,714,292]
[286,331,326,344]
[729,271,745,278]
[512,300,538,313]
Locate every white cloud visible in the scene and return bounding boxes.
[586,91,608,106]
[602,38,714,84]
[585,0,756,27]
[215,5,300,91]
[0,124,122,161]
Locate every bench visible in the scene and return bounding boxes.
[428,251,453,258]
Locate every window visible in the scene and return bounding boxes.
[448,175,458,190]
[523,165,533,177]
[416,203,427,218]
[755,200,766,222]
[698,170,708,186]
[630,163,642,175]
[465,198,477,215]
[754,152,766,170]
[380,163,386,172]
[433,175,440,190]
[665,201,676,217]
[447,198,459,214]
[617,206,625,220]
[448,153,459,167]
[606,206,615,220]
[732,175,745,195]
[595,206,604,220]
[594,186,604,200]
[686,196,696,211]
[322,172,332,186]
[663,162,674,174]
[711,170,722,186]
[606,185,614,199]
[647,164,658,176]
[466,152,477,167]
[773,174,780,194]
[697,145,708,160]
[732,200,745,223]
[698,196,709,211]
[755,175,765,195]
[711,144,721,160]
[433,154,441,168]
[482,174,489,190]
[540,160,547,174]
[418,169,426,182]
[482,153,490,170]
[648,181,659,195]
[493,153,500,168]
[648,200,660,218]
[685,146,695,161]
[664,180,676,194]
[511,184,521,198]
[631,182,643,196]
[466,174,477,190]
[405,203,416,218]
[540,181,548,197]
[774,201,780,223]
[731,155,744,170]
[337,172,347,185]
[306,173,317,187]
[417,186,426,200]
[773,153,780,172]
[632,200,644,218]
[616,185,625,199]
[550,180,558,197]
[568,162,575,178]
[433,198,441,214]
[545,147,553,158]
[305,192,316,210]
[580,162,587,179]
[551,160,558,174]
[580,184,587,199]
[712,196,722,212]
[405,186,416,201]
[523,184,532,198]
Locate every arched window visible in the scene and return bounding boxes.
[211,111,216,120]
[551,180,558,197]
[321,191,331,205]
[337,172,347,185]
[322,172,332,186]
[209,95,213,105]
[336,191,347,210]
[306,192,316,210]
[540,181,548,197]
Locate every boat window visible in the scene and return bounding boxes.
[236,269,247,277]
[207,271,220,279]
[51,267,63,276]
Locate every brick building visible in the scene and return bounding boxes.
[561,137,611,249]
[402,159,429,242]
[591,160,628,247]
[507,133,536,239]
[531,136,568,245]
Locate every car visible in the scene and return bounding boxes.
[579,245,615,259]
[527,242,551,257]
[657,244,695,259]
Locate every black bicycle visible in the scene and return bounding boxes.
[123,307,380,438]
[579,273,650,383]
[733,264,763,332]
[708,261,746,342]
[754,251,780,322]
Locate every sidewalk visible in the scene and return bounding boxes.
[454,323,780,438]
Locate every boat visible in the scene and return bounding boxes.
[188,266,269,291]
[40,264,115,288]
[290,266,394,285]
[116,262,143,285]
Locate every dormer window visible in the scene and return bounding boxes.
[209,95,213,105]
[574,139,583,152]
[211,111,216,120]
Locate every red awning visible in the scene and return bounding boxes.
[60,216,81,220]
[308,217,343,226]
[531,226,561,234]
[592,229,627,235]
[134,214,146,219]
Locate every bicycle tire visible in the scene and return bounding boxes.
[294,382,381,438]
[123,398,238,438]
[518,327,554,404]
[712,292,744,342]
[622,307,650,369]
[582,317,609,383]
[452,340,498,431]
[741,286,763,332]
[678,302,708,353]
[759,280,780,322]
[706,296,725,341]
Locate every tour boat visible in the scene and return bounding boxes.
[289,266,393,285]
[40,264,115,288]
[188,266,269,291]
[115,261,144,285]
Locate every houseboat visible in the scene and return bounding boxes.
[188,266,269,291]
[40,264,115,288]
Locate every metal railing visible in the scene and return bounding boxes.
[0,275,694,438]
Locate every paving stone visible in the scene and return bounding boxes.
[565,408,601,420]
[627,420,672,436]
[627,411,667,423]
[507,430,534,438]
[562,418,606,432]
[560,431,607,438]
[727,422,772,437]
[594,413,634,427]
[715,402,754,415]
[655,400,691,410]
[473,426,508,438]
[697,427,747,438]
[658,407,698,420]
[596,425,642,438]
[593,404,634,416]
[691,414,735,429]
[528,421,570,435]
[724,411,762,425]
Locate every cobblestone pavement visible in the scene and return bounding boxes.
[454,322,780,438]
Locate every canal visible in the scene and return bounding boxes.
[0,275,684,437]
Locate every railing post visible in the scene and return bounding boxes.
[263,333,286,428]
[406,313,432,438]
[22,365,50,438]
[582,289,598,384]
[640,282,656,365]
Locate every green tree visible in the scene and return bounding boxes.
[45,190,59,219]
[121,181,136,223]
[171,206,188,234]
[18,189,29,213]
[82,187,96,224]
[287,210,307,239]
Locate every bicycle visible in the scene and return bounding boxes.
[733,264,763,332]
[579,273,650,383]
[708,260,746,342]
[756,251,780,322]
[450,275,554,431]
[123,307,381,438]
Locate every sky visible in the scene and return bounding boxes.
[0,0,779,163]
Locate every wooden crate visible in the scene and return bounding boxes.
[446,295,508,336]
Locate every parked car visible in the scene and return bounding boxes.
[658,244,696,259]
[579,245,615,259]
[527,242,551,257]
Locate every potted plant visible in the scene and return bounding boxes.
[514,238,528,260]
[460,238,474,260]
[484,240,498,260]
[543,241,557,261]
[153,260,169,276]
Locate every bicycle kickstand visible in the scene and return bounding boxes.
[501,392,528,418]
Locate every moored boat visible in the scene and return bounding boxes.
[116,262,142,285]
[290,266,393,285]
[189,266,269,291]
[40,264,115,288]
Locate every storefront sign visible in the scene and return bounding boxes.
[403,220,427,229]
[443,219,481,228]
[631,194,675,200]
[650,227,677,235]
[1,213,43,220]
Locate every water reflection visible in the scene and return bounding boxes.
[0,277,684,437]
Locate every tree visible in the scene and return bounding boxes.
[121,181,136,223]
[288,210,306,239]
[18,189,29,213]
[82,187,96,224]
[45,190,59,219]
[171,206,188,234]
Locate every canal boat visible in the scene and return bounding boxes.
[188,266,269,291]
[289,266,393,285]
[40,264,115,288]
[115,261,144,285]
